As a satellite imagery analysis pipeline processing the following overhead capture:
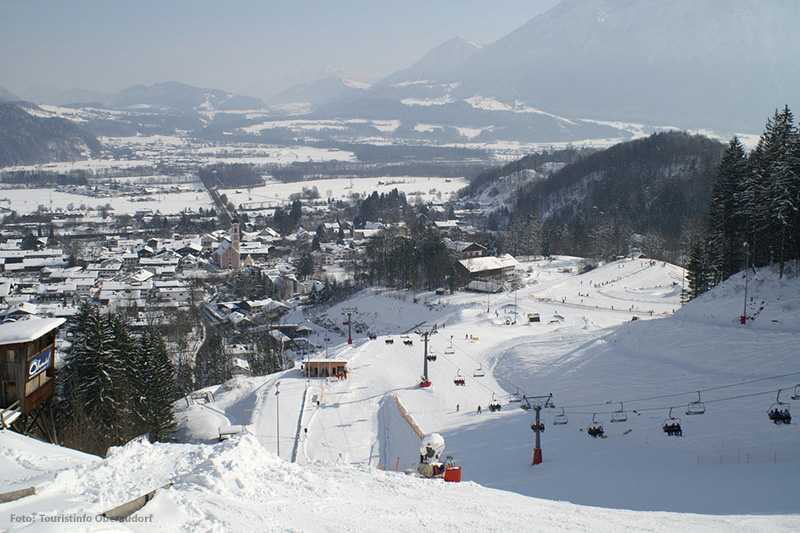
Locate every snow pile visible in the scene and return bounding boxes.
[3,431,798,532]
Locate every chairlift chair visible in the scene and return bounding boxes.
[610,402,628,423]
[545,394,555,409]
[488,393,502,412]
[553,408,568,425]
[508,387,522,403]
[453,371,465,386]
[587,413,604,438]
[530,420,545,432]
[768,389,792,424]
[686,391,706,416]
[473,364,485,378]
[791,384,800,401]
[426,351,437,361]
[662,407,682,437]
[519,395,531,410]
[444,340,455,355]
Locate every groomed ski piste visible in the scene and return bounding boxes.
[2,256,800,531]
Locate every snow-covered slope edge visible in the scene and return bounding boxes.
[1,430,798,532]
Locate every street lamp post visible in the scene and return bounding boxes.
[275,382,281,457]
[742,242,750,324]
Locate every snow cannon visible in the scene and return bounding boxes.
[417,433,461,482]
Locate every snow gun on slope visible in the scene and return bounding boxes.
[416,433,462,482]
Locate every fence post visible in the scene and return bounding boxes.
[395,457,400,471]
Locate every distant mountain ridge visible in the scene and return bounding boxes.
[267,77,368,111]
[112,81,266,113]
[0,86,22,103]
[375,36,482,87]
[21,86,115,107]
[440,0,799,131]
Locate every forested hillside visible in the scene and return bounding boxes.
[511,132,724,260]
[0,103,101,166]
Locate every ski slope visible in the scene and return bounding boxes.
[2,256,800,530]
[172,256,800,516]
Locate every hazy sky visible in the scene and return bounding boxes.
[1,0,559,100]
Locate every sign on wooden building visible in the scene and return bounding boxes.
[0,317,65,442]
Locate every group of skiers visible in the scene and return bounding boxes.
[768,408,791,424]
[587,425,604,438]
[662,421,682,436]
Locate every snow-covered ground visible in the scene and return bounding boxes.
[0,175,467,216]
[2,257,800,531]
[221,175,469,208]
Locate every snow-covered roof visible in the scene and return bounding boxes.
[0,317,66,344]
[458,254,519,273]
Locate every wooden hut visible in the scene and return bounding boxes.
[0,317,65,442]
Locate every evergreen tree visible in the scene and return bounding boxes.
[295,253,315,280]
[197,332,230,387]
[708,137,748,283]
[685,238,713,300]
[743,106,800,276]
[60,302,124,453]
[138,330,177,441]
[107,312,142,442]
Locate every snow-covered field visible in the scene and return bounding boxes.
[2,257,800,531]
[0,174,468,216]
[222,175,469,208]
[0,186,214,215]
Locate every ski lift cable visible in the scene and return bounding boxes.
[559,371,800,410]
[436,348,504,397]
[439,337,526,396]
[567,386,790,416]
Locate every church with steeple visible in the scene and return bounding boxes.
[213,222,241,269]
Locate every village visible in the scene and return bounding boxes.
[0,184,524,427]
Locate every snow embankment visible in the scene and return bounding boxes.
[2,431,799,532]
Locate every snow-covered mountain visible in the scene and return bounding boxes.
[111,81,266,113]
[319,0,798,135]
[375,36,482,88]
[441,0,800,132]
[267,76,370,114]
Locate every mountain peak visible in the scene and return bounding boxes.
[376,36,482,87]
[0,85,22,103]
